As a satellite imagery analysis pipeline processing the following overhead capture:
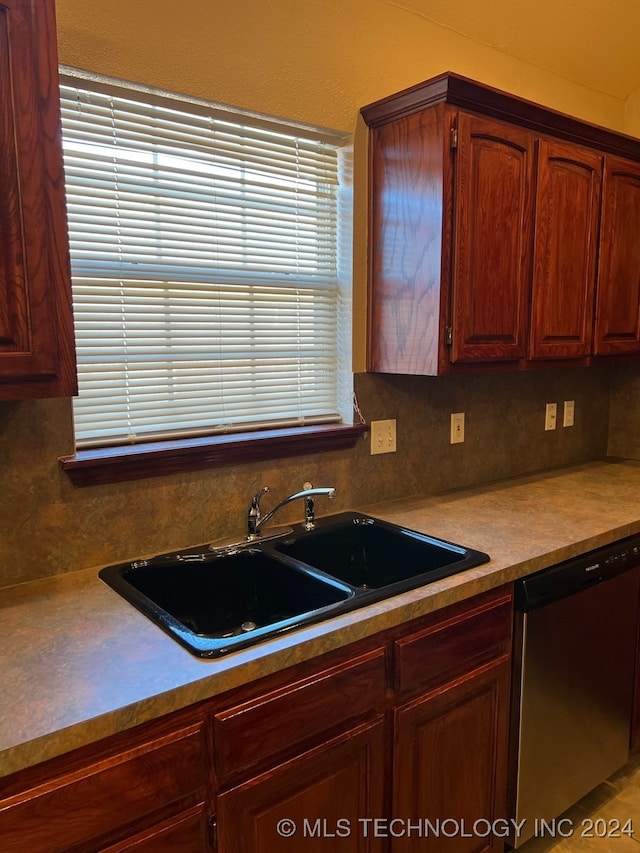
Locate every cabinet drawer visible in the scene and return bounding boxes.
[394,590,512,695]
[100,804,206,853]
[0,722,207,853]
[214,648,386,784]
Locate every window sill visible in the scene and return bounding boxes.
[59,423,368,487]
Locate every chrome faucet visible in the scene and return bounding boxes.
[246,485,336,540]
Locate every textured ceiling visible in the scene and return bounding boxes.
[388,0,640,100]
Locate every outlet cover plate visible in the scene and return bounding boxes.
[450,412,465,444]
[563,400,575,427]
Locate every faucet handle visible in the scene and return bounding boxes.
[304,495,316,530]
[247,487,269,539]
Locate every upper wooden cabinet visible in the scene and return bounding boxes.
[365,104,447,375]
[362,73,640,375]
[452,113,533,364]
[594,155,640,354]
[0,0,77,398]
[529,140,601,360]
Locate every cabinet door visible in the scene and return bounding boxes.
[529,140,601,359]
[594,155,640,355]
[0,0,76,398]
[451,113,534,364]
[217,719,385,853]
[392,659,510,853]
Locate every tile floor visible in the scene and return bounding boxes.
[519,754,640,852]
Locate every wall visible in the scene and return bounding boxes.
[625,88,640,137]
[55,0,625,133]
[0,368,612,587]
[0,0,626,587]
[608,365,640,460]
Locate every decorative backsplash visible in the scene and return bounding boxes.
[0,363,622,587]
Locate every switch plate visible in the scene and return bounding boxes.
[450,412,465,444]
[370,419,397,455]
[545,402,557,431]
[563,400,575,427]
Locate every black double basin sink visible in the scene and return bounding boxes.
[99,512,490,658]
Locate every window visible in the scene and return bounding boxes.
[58,70,353,463]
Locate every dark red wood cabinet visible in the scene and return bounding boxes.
[594,155,640,355]
[529,139,601,360]
[0,0,77,398]
[217,720,386,853]
[392,660,511,853]
[389,588,512,853]
[451,113,534,365]
[362,72,640,374]
[0,586,513,853]
[0,711,211,852]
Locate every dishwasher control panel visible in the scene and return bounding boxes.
[515,532,640,612]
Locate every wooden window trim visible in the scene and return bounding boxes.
[60,423,368,487]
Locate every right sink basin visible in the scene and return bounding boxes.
[272,513,490,594]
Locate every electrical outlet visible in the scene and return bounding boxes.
[545,402,557,431]
[563,400,575,427]
[450,412,465,444]
[370,419,397,455]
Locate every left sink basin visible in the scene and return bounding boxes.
[99,549,353,658]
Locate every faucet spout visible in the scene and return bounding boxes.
[246,486,336,539]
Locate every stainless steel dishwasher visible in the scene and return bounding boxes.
[509,535,640,848]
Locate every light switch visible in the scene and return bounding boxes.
[545,403,557,431]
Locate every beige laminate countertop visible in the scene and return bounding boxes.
[2,459,640,780]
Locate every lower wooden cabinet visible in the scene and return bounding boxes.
[0,585,513,853]
[216,719,386,853]
[0,714,210,852]
[212,585,513,853]
[392,659,511,852]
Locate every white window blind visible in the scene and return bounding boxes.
[59,71,350,448]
